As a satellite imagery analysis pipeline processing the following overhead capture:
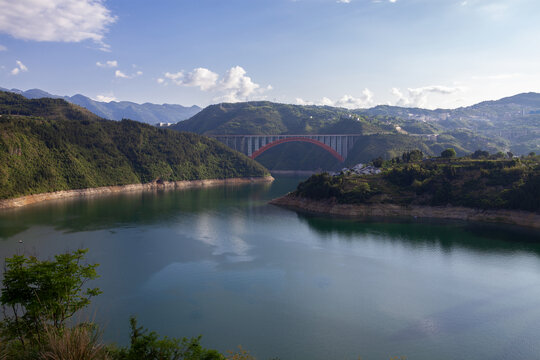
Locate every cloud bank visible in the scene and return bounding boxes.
[96,60,118,68]
[162,66,270,102]
[391,85,463,108]
[296,89,374,109]
[0,0,116,44]
[11,60,28,75]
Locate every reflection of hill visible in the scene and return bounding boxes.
[296,213,540,256]
[0,179,285,238]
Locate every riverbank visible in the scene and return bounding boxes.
[0,176,274,210]
[270,193,540,230]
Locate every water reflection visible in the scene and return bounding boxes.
[1,177,540,360]
[296,213,540,256]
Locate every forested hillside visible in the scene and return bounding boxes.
[0,91,268,199]
[295,152,540,213]
[171,101,509,170]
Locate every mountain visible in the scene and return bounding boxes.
[169,101,512,170]
[171,94,539,169]
[0,87,201,125]
[171,101,391,135]
[0,91,268,200]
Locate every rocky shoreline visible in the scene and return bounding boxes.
[270,194,540,230]
[0,176,274,210]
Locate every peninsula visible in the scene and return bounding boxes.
[271,150,540,229]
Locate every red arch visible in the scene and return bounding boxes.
[250,137,344,162]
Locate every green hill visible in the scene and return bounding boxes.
[170,101,389,135]
[170,101,509,171]
[0,91,268,200]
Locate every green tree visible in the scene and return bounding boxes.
[111,317,224,360]
[471,150,490,159]
[441,148,457,158]
[0,249,101,349]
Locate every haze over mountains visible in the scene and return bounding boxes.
[0,87,201,125]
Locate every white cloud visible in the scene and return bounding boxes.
[96,60,118,68]
[165,68,219,91]
[11,60,28,75]
[162,66,270,102]
[391,85,463,108]
[0,0,116,46]
[115,69,142,79]
[94,94,117,102]
[0,44,6,51]
[294,89,374,109]
[115,70,128,79]
[219,66,261,102]
[337,0,351,3]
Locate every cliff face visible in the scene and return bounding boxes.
[270,194,540,229]
[0,176,274,209]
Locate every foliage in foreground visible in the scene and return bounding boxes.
[0,249,259,360]
[0,249,101,352]
[110,317,226,360]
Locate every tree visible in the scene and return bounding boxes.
[471,150,489,159]
[372,157,384,168]
[0,249,101,349]
[110,317,224,360]
[441,148,456,158]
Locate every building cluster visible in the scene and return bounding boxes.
[331,163,382,176]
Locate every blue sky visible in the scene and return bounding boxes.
[1,0,539,109]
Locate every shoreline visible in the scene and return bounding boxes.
[270,194,540,230]
[0,176,274,210]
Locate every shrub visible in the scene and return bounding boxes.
[110,317,223,360]
[0,249,101,350]
[441,148,457,158]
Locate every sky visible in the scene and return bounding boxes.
[0,0,539,109]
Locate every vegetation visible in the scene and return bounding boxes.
[295,151,540,212]
[0,250,259,360]
[0,91,269,200]
[441,148,457,158]
[170,101,514,170]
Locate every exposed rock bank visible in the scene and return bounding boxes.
[0,176,274,209]
[270,194,540,230]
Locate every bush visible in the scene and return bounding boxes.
[441,148,456,158]
[0,249,101,351]
[110,317,223,360]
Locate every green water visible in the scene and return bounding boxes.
[0,176,539,360]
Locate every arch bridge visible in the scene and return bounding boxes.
[209,134,363,162]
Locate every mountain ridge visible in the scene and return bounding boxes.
[0,87,201,125]
[0,91,269,200]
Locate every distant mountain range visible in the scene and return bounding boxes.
[0,87,201,125]
[359,92,540,121]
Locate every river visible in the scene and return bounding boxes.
[0,176,539,360]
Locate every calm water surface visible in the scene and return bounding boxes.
[1,176,540,360]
